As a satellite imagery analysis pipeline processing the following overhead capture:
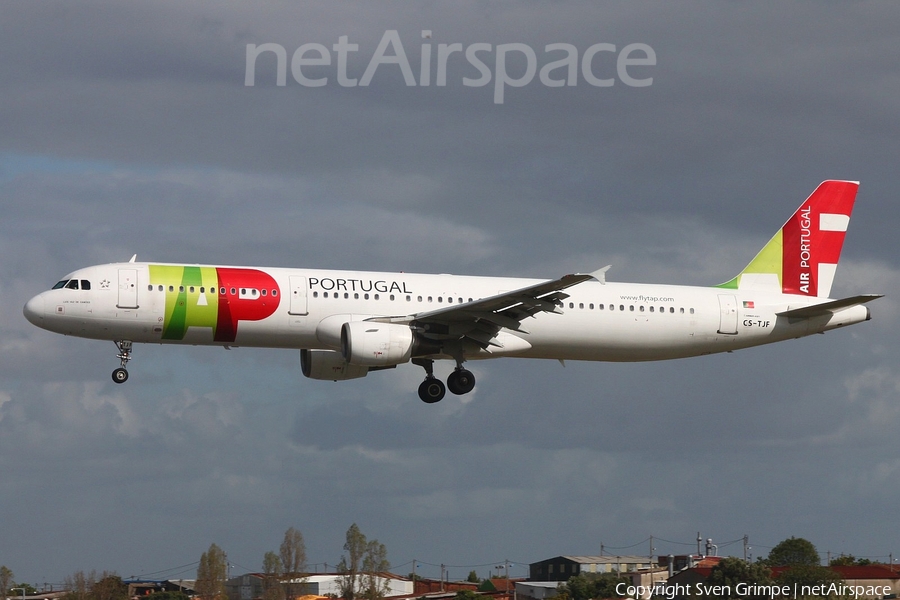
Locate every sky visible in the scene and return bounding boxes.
[2,0,900,588]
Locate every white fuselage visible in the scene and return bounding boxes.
[23,261,869,363]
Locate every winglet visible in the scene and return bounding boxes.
[587,265,612,284]
[129,254,137,263]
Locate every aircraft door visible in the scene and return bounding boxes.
[288,276,309,315]
[117,268,139,309]
[717,294,738,335]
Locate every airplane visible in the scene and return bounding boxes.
[23,180,881,403]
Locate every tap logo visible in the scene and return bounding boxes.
[149,265,280,343]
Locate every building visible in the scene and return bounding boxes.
[515,581,563,600]
[529,556,658,582]
[225,573,414,600]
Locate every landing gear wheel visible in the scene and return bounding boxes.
[113,340,133,383]
[418,377,446,403]
[447,368,476,395]
[112,368,129,384]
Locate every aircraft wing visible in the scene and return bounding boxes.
[374,268,608,350]
[776,294,883,318]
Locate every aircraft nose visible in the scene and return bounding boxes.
[23,293,45,326]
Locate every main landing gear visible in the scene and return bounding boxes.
[112,340,133,384]
[413,359,476,403]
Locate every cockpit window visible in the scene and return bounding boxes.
[51,279,90,290]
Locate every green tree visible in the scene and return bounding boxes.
[829,555,873,566]
[11,585,38,596]
[92,575,127,600]
[455,592,481,600]
[280,527,307,600]
[196,543,228,600]
[361,539,390,600]
[337,524,390,600]
[466,571,480,584]
[776,565,844,599]
[337,524,367,600]
[559,574,630,600]
[263,550,285,600]
[1,567,14,600]
[146,592,190,600]
[61,571,124,600]
[704,557,774,600]
[766,537,821,567]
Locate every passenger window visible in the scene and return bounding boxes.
[374,294,379,300]
[313,291,318,298]
[364,293,370,300]
[579,303,584,309]
[599,304,604,310]
[354,293,359,299]
[147,285,153,291]
[619,305,625,311]
[189,286,195,293]
[690,308,695,314]
[629,305,634,312]
[649,306,654,312]
[272,290,277,296]
[159,285,164,292]
[261,289,266,296]
[670,307,674,313]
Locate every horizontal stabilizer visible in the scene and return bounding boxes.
[777,294,883,318]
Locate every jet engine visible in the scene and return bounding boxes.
[341,321,415,367]
[300,349,369,381]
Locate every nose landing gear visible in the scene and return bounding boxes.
[112,340,133,384]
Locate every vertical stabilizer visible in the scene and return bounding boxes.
[718,180,858,298]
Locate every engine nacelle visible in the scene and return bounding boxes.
[300,349,369,381]
[341,321,414,367]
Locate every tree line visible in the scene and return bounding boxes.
[195,523,390,600]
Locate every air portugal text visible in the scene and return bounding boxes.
[244,30,656,103]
